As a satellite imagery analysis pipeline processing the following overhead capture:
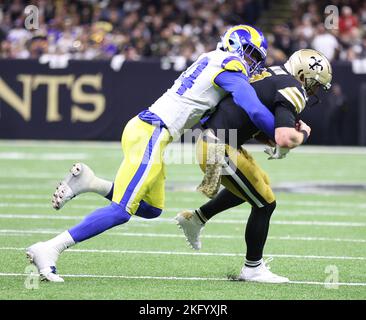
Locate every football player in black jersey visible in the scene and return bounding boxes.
[175,49,333,283]
[45,49,332,283]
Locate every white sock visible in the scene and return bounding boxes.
[45,231,75,254]
[245,258,263,268]
[90,177,113,197]
[193,209,206,225]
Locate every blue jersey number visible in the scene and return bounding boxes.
[176,57,209,95]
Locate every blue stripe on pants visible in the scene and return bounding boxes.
[119,126,162,208]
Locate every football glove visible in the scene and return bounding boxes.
[264,145,290,160]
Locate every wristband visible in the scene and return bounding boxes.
[301,130,309,144]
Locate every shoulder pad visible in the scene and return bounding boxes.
[221,56,248,76]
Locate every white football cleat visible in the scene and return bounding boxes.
[175,211,204,250]
[238,259,289,283]
[52,163,95,210]
[26,242,64,282]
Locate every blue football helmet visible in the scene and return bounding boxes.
[220,25,268,75]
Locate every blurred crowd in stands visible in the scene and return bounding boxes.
[0,0,366,67]
[268,0,366,66]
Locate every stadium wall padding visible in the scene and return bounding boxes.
[0,59,362,145]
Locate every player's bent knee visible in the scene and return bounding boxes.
[251,201,276,220]
[135,200,162,219]
[110,202,132,224]
[264,201,276,216]
[263,185,276,205]
[268,200,276,211]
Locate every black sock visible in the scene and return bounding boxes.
[105,183,114,201]
[245,201,276,263]
[199,188,245,221]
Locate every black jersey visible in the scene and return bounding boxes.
[204,65,308,146]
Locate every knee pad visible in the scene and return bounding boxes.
[135,200,162,219]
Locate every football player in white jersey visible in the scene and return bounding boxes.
[26,25,276,282]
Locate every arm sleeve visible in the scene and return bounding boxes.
[275,103,297,128]
[214,71,275,140]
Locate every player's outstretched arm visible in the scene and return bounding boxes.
[214,71,275,140]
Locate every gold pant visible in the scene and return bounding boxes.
[196,130,275,208]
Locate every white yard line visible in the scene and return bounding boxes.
[0,213,84,220]
[0,202,366,218]
[0,203,98,210]
[1,246,365,261]
[0,272,365,286]
[168,198,366,210]
[0,194,98,201]
[2,194,366,215]
[0,229,365,243]
[1,141,366,154]
[279,200,366,209]
[0,140,121,149]
[0,213,365,227]
[2,193,366,207]
[0,174,68,179]
[0,184,53,190]
[0,152,89,160]
[2,182,366,192]
[0,174,199,181]
[1,194,53,200]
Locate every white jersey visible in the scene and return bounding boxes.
[149,49,248,140]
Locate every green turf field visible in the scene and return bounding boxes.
[0,140,365,300]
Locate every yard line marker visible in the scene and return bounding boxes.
[1,141,366,154]
[0,152,88,161]
[267,235,366,243]
[173,199,366,210]
[279,200,366,209]
[0,174,200,181]
[3,201,366,216]
[0,229,365,243]
[0,184,53,190]
[0,140,121,149]
[0,203,98,210]
[1,247,365,261]
[0,193,366,217]
[0,213,365,227]
[0,214,84,220]
[2,202,366,218]
[2,193,366,209]
[0,194,51,200]
[0,194,97,201]
[0,272,365,286]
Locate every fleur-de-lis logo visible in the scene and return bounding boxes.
[309,56,324,71]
